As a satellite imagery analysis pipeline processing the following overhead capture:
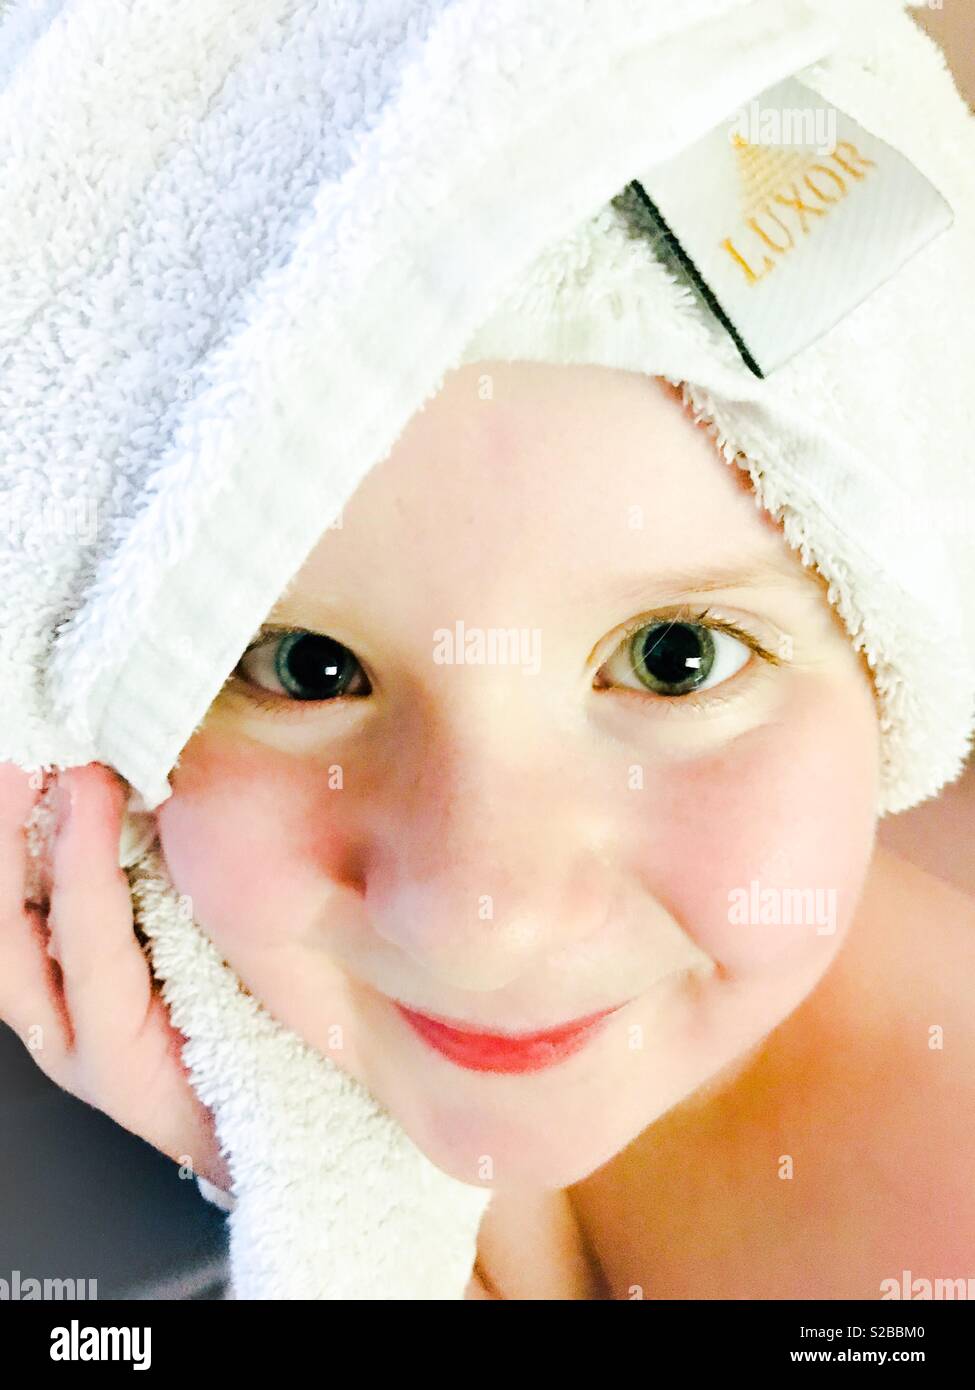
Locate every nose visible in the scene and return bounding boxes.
[362,725,618,991]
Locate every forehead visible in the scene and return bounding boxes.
[286,359,818,612]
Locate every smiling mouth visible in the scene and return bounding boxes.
[390,999,632,1074]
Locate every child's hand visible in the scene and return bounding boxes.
[0,761,231,1193]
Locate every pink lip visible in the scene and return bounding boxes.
[392,999,630,1074]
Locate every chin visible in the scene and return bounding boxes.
[383,1085,653,1191]
[415,1131,618,1191]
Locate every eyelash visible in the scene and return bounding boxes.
[227,608,784,718]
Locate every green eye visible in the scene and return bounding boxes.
[599,614,757,699]
[236,630,370,701]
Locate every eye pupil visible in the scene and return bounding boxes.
[275,632,358,700]
[633,622,715,695]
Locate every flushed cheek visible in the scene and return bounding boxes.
[155,728,351,950]
[627,692,878,977]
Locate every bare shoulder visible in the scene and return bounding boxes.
[470,1186,610,1300]
[848,845,975,1084]
[839,845,975,1261]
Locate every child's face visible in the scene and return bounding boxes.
[156,361,880,1189]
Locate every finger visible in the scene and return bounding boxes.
[43,765,228,1184]
[47,763,155,1047]
[133,992,233,1191]
[0,903,72,1054]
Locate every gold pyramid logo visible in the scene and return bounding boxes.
[730,133,813,219]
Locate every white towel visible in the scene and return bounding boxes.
[4,0,974,1299]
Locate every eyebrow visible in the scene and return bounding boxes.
[570,554,821,610]
[261,556,820,641]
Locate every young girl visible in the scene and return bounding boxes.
[4,360,974,1298]
[1,0,973,1300]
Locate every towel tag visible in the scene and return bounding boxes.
[618,76,953,377]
